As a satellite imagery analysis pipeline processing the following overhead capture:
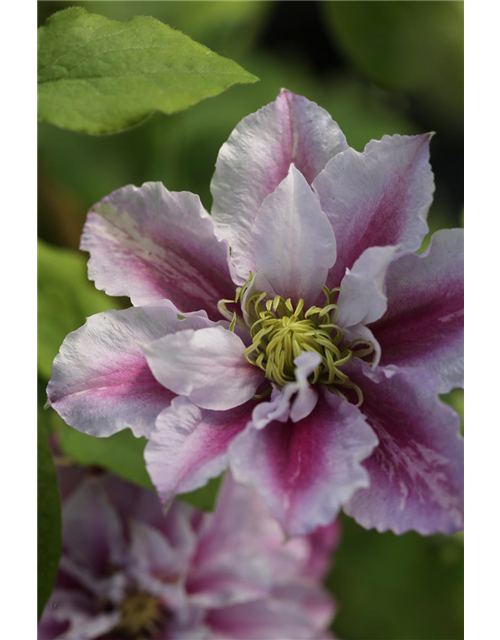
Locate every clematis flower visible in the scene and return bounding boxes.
[38,472,339,640]
[47,90,464,536]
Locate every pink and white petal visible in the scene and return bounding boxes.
[99,474,163,528]
[162,620,213,640]
[141,326,264,411]
[337,245,399,328]
[57,556,127,608]
[63,614,121,640]
[211,89,348,283]
[164,623,213,640]
[229,392,378,536]
[187,556,272,609]
[284,352,321,423]
[303,520,341,581]
[145,397,254,503]
[62,479,125,578]
[251,352,321,429]
[344,364,464,535]
[65,615,121,640]
[372,229,464,393]
[253,166,336,306]
[47,302,213,438]
[272,581,335,633]
[160,502,200,561]
[205,599,319,640]
[82,183,234,318]
[189,475,305,608]
[240,271,276,326]
[38,614,71,640]
[343,324,382,368]
[55,465,89,502]
[314,134,434,287]
[250,389,290,430]
[128,520,185,585]
[196,473,284,559]
[38,588,119,637]
[99,475,198,564]
[127,521,191,616]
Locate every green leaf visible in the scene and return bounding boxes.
[442,388,464,434]
[38,7,258,134]
[51,411,153,490]
[37,239,115,380]
[64,2,272,57]
[322,2,463,131]
[51,408,221,510]
[329,515,464,640]
[38,414,62,620]
[178,475,222,512]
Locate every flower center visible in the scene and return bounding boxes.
[114,591,165,639]
[219,275,374,406]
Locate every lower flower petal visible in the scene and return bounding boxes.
[302,521,342,582]
[187,559,271,610]
[62,479,125,578]
[38,599,120,640]
[205,599,320,640]
[47,303,212,438]
[162,620,213,640]
[98,475,197,560]
[229,392,378,536]
[145,397,254,503]
[372,229,464,393]
[141,326,264,411]
[344,364,464,534]
[195,473,285,560]
[128,520,186,588]
[272,581,336,634]
[189,474,314,609]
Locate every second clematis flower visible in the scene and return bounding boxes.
[39,471,338,639]
[48,90,464,537]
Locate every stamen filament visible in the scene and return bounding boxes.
[221,276,373,407]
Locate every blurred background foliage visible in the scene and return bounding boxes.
[38,2,464,639]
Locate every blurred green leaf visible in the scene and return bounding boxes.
[55,416,154,490]
[322,2,463,130]
[329,516,464,640]
[51,409,221,511]
[442,388,465,434]
[37,239,114,380]
[37,7,258,134]
[38,415,62,620]
[73,1,271,56]
[46,406,152,489]
[178,475,222,512]
[418,200,462,255]
[38,52,417,225]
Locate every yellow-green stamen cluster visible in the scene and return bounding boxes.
[218,275,374,407]
[113,591,164,638]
